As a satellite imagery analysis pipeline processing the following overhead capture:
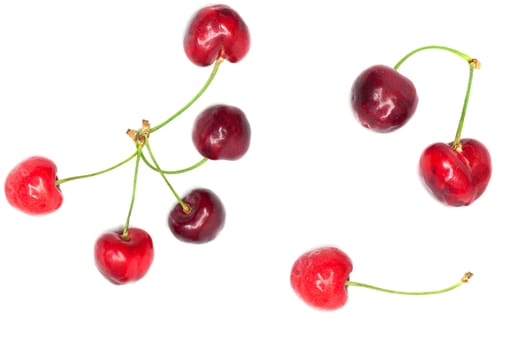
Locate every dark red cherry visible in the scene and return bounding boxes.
[168,188,226,243]
[192,104,251,160]
[351,65,418,132]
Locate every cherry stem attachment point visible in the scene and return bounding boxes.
[345,272,473,296]
[121,146,143,240]
[149,58,222,133]
[55,152,138,186]
[144,140,190,213]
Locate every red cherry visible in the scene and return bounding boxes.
[419,138,492,206]
[192,104,251,160]
[168,188,226,243]
[290,246,353,311]
[94,227,154,285]
[4,156,63,215]
[351,65,418,132]
[184,4,250,66]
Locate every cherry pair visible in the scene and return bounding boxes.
[351,46,491,207]
[291,46,484,311]
[4,4,251,285]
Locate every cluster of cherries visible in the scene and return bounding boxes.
[4,4,251,285]
[3,4,485,312]
[290,46,489,310]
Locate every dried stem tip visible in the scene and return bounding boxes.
[470,58,481,69]
[462,272,473,283]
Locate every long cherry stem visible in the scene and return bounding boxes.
[141,153,208,174]
[144,140,190,212]
[393,45,472,70]
[149,59,222,133]
[55,152,137,186]
[453,61,476,146]
[121,146,143,240]
[345,272,472,295]
[393,45,479,148]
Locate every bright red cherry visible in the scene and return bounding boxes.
[419,138,492,206]
[192,104,251,160]
[94,227,154,285]
[291,246,473,311]
[184,4,250,66]
[290,246,353,311]
[351,65,418,132]
[4,156,63,215]
[168,188,226,243]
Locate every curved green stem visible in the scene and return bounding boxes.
[144,140,190,212]
[345,272,472,296]
[394,45,473,70]
[121,146,143,240]
[141,152,208,174]
[453,62,475,146]
[150,59,222,133]
[393,45,480,148]
[55,152,137,186]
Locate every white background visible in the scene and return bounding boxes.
[1,0,510,349]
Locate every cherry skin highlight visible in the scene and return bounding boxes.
[290,246,353,311]
[184,4,250,66]
[168,188,226,243]
[419,138,491,206]
[192,104,251,160]
[94,227,154,285]
[4,156,63,215]
[351,65,418,132]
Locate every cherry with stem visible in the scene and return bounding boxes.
[395,45,492,206]
[291,246,473,311]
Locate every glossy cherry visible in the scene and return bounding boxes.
[351,65,418,132]
[4,156,63,215]
[419,138,491,206]
[168,188,225,243]
[192,104,251,160]
[184,4,250,66]
[94,227,154,285]
[291,246,473,311]
[290,246,353,311]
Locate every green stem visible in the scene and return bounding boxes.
[121,146,143,240]
[141,153,208,174]
[150,59,222,133]
[345,272,473,296]
[453,62,475,146]
[394,45,473,70]
[55,152,137,186]
[144,140,190,212]
[393,45,480,148]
